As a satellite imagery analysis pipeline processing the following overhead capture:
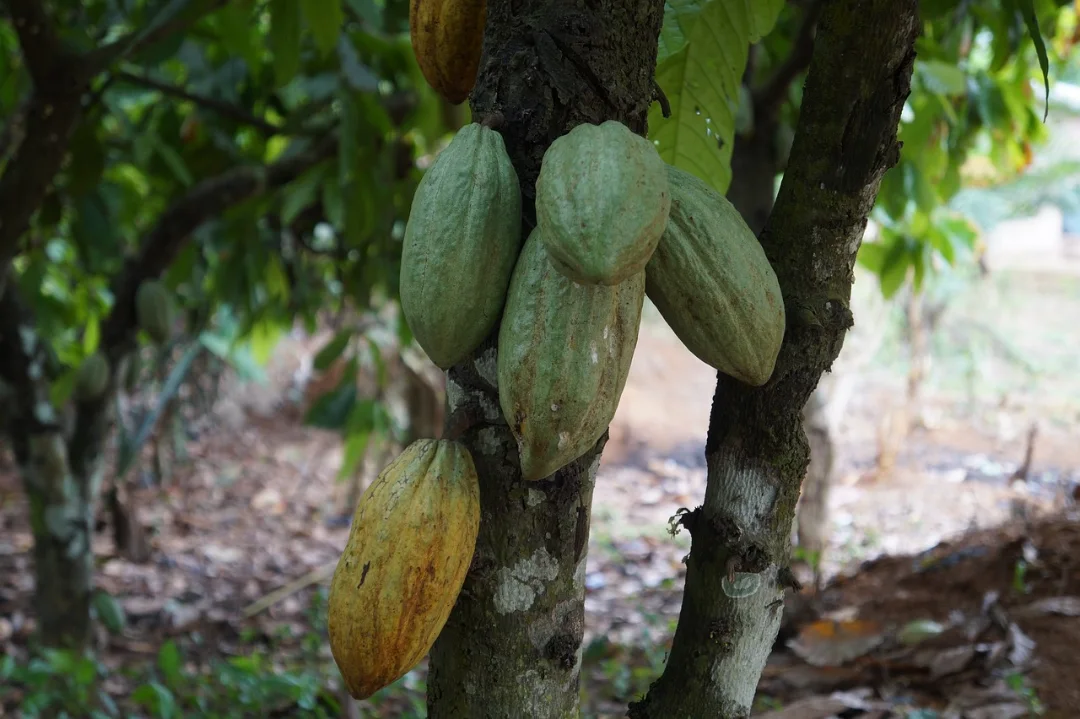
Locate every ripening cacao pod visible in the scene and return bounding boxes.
[135,280,175,344]
[646,165,786,386]
[74,352,110,401]
[400,122,522,369]
[535,120,671,286]
[328,439,481,699]
[409,0,486,105]
[497,228,644,481]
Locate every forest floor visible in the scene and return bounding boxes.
[1,263,1079,718]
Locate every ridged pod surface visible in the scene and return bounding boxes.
[535,121,670,286]
[400,123,522,369]
[409,0,487,105]
[328,439,480,700]
[646,165,786,386]
[497,228,644,481]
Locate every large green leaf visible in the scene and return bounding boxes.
[270,0,304,87]
[301,0,345,56]
[649,0,785,193]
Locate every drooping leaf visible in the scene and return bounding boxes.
[1017,0,1051,120]
[302,0,345,56]
[270,0,304,87]
[650,0,785,193]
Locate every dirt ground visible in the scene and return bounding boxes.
[1,262,1079,717]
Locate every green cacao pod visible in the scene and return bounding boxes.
[535,120,670,286]
[497,228,644,481]
[328,439,481,699]
[400,122,522,369]
[74,352,110,401]
[646,165,785,386]
[135,281,175,344]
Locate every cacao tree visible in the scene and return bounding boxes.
[0,0,450,650]
[400,0,1060,715]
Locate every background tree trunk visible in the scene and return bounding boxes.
[425,0,665,714]
[630,1,919,715]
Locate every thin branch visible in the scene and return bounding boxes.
[0,79,87,281]
[752,0,824,117]
[114,71,284,136]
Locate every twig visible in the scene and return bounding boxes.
[653,80,671,119]
[242,562,337,618]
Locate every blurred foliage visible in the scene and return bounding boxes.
[0,0,461,473]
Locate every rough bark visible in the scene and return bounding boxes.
[630,2,918,716]
[425,0,666,714]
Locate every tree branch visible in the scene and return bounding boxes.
[115,71,285,136]
[3,0,66,85]
[752,0,824,117]
[98,133,340,361]
[629,0,919,716]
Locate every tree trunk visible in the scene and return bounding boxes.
[425,0,665,714]
[631,2,918,716]
[12,417,108,649]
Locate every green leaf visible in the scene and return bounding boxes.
[650,0,785,193]
[157,640,183,688]
[214,1,261,69]
[304,375,358,429]
[1017,0,1050,121]
[338,426,371,480]
[314,331,352,371]
[879,239,911,299]
[131,681,178,719]
[91,590,126,634]
[856,241,889,274]
[72,192,118,274]
[270,0,304,87]
[338,35,380,92]
[916,60,968,96]
[302,0,345,56]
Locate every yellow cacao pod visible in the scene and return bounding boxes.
[409,0,487,105]
[328,439,481,699]
[497,227,644,481]
[646,165,785,386]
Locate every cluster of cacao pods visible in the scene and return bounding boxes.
[399,119,785,482]
[328,118,787,700]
